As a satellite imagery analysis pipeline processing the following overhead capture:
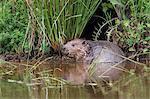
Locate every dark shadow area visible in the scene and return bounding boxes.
[81,0,117,40]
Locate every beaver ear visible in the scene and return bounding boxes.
[82,40,88,46]
[82,40,86,45]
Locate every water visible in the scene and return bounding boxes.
[0,58,149,99]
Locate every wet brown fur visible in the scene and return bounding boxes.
[62,39,125,84]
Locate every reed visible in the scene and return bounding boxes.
[26,0,102,49]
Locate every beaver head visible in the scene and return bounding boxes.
[61,39,91,60]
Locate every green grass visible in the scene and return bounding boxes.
[1,0,149,55]
[26,0,102,49]
[0,0,28,53]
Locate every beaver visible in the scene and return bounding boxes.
[61,39,125,84]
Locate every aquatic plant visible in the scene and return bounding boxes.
[26,0,102,50]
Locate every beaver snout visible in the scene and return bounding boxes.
[62,47,66,51]
[61,46,69,55]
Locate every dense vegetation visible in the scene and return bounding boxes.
[0,0,149,94]
[0,0,149,57]
[0,0,28,53]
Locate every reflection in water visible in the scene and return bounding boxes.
[0,59,149,99]
[0,81,29,99]
[0,77,150,99]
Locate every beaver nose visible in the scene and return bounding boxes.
[61,47,69,55]
[61,47,68,53]
[62,47,66,51]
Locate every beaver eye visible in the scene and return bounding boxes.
[72,44,75,47]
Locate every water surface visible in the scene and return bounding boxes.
[0,59,149,99]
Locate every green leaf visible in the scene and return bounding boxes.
[129,47,136,52]
[146,23,150,28]
[123,20,130,27]
[108,0,123,6]
[145,37,150,41]
[143,48,149,53]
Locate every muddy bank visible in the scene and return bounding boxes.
[0,52,53,62]
[0,52,149,64]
